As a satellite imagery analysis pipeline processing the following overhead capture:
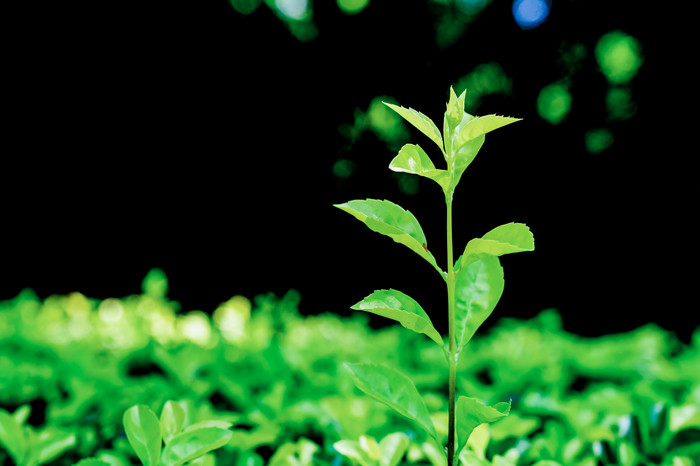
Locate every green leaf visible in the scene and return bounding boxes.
[333,440,372,466]
[123,404,162,466]
[454,256,505,351]
[459,222,534,270]
[0,409,26,465]
[389,144,450,192]
[383,102,444,152]
[35,428,77,464]
[160,427,233,466]
[74,459,111,466]
[344,362,437,440]
[455,397,510,460]
[379,432,410,466]
[351,289,443,347]
[160,401,186,445]
[334,199,442,276]
[456,114,521,147]
[445,87,467,131]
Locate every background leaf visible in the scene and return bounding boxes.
[351,289,443,346]
[383,102,444,152]
[389,144,449,193]
[123,404,162,466]
[160,401,186,445]
[460,222,534,270]
[160,427,233,466]
[0,409,25,466]
[344,362,437,440]
[454,256,505,351]
[334,199,442,275]
[379,432,410,466]
[455,397,510,459]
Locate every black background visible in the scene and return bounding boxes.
[2,0,695,341]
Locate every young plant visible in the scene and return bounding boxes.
[335,88,534,465]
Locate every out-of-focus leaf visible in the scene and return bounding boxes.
[123,404,162,466]
[334,199,442,275]
[74,459,111,466]
[35,428,77,464]
[351,289,443,346]
[389,144,449,192]
[333,439,372,466]
[670,404,700,432]
[459,222,535,271]
[160,427,232,466]
[160,401,186,445]
[344,362,437,439]
[383,102,444,152]
[183,420,233,432]
[455,397,510,459]
[187,453,216,466]
[379,432,410,466]
[454,256,505,351]
[0,409,25,465]
[12,405,31,425]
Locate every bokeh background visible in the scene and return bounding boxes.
[2,0,694,340]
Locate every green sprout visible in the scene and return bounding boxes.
[335,87,534,465]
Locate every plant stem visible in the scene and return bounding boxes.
[446,196,457,466]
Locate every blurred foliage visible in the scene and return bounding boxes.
[1,270,698,464]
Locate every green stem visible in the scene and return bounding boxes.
[446,196,457,466]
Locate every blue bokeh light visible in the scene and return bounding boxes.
[512,0,550,30]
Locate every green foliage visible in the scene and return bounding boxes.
[0,283,699,464]
[336,88,531,465]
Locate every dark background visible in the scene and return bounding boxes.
[2,0,695,341]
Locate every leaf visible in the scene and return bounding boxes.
[445,87,467,131]
[455,397,510,459]
[35,428,77,464]
[333,440,372,466]
[160,401,186,445]
[334,199,442,275]
[389,144,450,192]
[383,102,444,152]
[74,460,111,466]
[456,114,521,147]
[123,404,162,466]
[454,256,505,351]
[351,289,443,347]
[459,222,534,270]
[160,427,233,466]
[0,409,25,465]
[344,362,437,440]
[379,432,410,466]
[183,420,233,432]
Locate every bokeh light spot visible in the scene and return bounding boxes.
[275,0,309,20]
[333,159,356,179]
[595,31,643,84]
[537,83,571,124]
[512,0,550,30]
[585,128,614,154]
[337,0,370,15]
[229,0,262,14]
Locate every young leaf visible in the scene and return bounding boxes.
[334,199,442,276]
[333,440,372,466]
[160,427,233,466]
[160,401,186,445]
[445,87,467,132]
[456,115,521,147]
[35,428,77,465]
[389,144,450,193]
[383,102,444,152]
[454,255,505,351]
[459,222,534,270]
[344,362,437,440]
[351,289,443,347]
[379,432,410,466]
[455,397,510,460]
[123,404,162,466]
[0,409,26,466]
[74,460,111,466]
